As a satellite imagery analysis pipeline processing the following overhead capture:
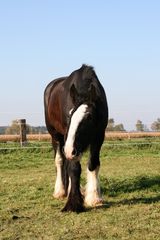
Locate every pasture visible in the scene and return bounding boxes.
[0,138,160,239]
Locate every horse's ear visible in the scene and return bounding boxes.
[89,84,96,102]
[70,84,78,102]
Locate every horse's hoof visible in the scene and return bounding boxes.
[61,206,85,213]
[61,202,85,213]
[85,197,103,207]
[94,198,104,206]
[53,191,66,199]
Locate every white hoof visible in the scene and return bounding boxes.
[85,192,103,206]
[53,189,65,199]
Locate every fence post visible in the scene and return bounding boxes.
[19,119,27,146]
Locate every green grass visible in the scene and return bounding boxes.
[0,139,160,239]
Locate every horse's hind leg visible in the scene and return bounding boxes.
[85,135,104,206]
[53,144,66,199]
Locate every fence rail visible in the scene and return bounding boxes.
[0,131,160,143]
[105,131,160,139]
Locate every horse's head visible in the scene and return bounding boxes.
[63,65,99,160]
[69,64,97,105]
[64,103,96,160]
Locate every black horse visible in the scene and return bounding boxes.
[44,64,108,212]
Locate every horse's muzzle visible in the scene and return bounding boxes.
[63,146,79,160]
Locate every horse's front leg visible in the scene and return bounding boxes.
[85,141,103,207]
[62,161,84,213]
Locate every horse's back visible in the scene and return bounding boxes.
[44,77,68,136]
[44,77,66,107]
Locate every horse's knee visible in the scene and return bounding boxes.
[55,147,63,165]
[88,158,100,172]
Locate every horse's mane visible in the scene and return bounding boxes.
[80,64,95,79]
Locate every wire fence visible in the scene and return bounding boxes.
[1,131,160,141]
[0,135,160,151]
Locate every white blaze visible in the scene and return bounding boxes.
[64,104,88,160]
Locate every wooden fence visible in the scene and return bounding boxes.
[0,131,160,143]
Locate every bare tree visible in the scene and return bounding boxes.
[136,120,144,132]
[106,118,126,131]
[151,118,160,131]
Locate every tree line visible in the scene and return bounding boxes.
[106,118,160,132]
[0,118,160,134]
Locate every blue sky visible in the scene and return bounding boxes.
[0,0,160,130]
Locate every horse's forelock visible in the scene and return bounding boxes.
[81,64,95,79]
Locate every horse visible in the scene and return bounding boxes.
[44,64,108,212]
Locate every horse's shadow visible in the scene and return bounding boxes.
[87,175,160,211]
[100,195,160,209]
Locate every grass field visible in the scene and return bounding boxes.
[0,139,160,239]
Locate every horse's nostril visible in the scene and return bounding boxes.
[72,149,77,157]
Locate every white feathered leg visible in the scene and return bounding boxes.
[85,166,103,206]
[53,147,65,199]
